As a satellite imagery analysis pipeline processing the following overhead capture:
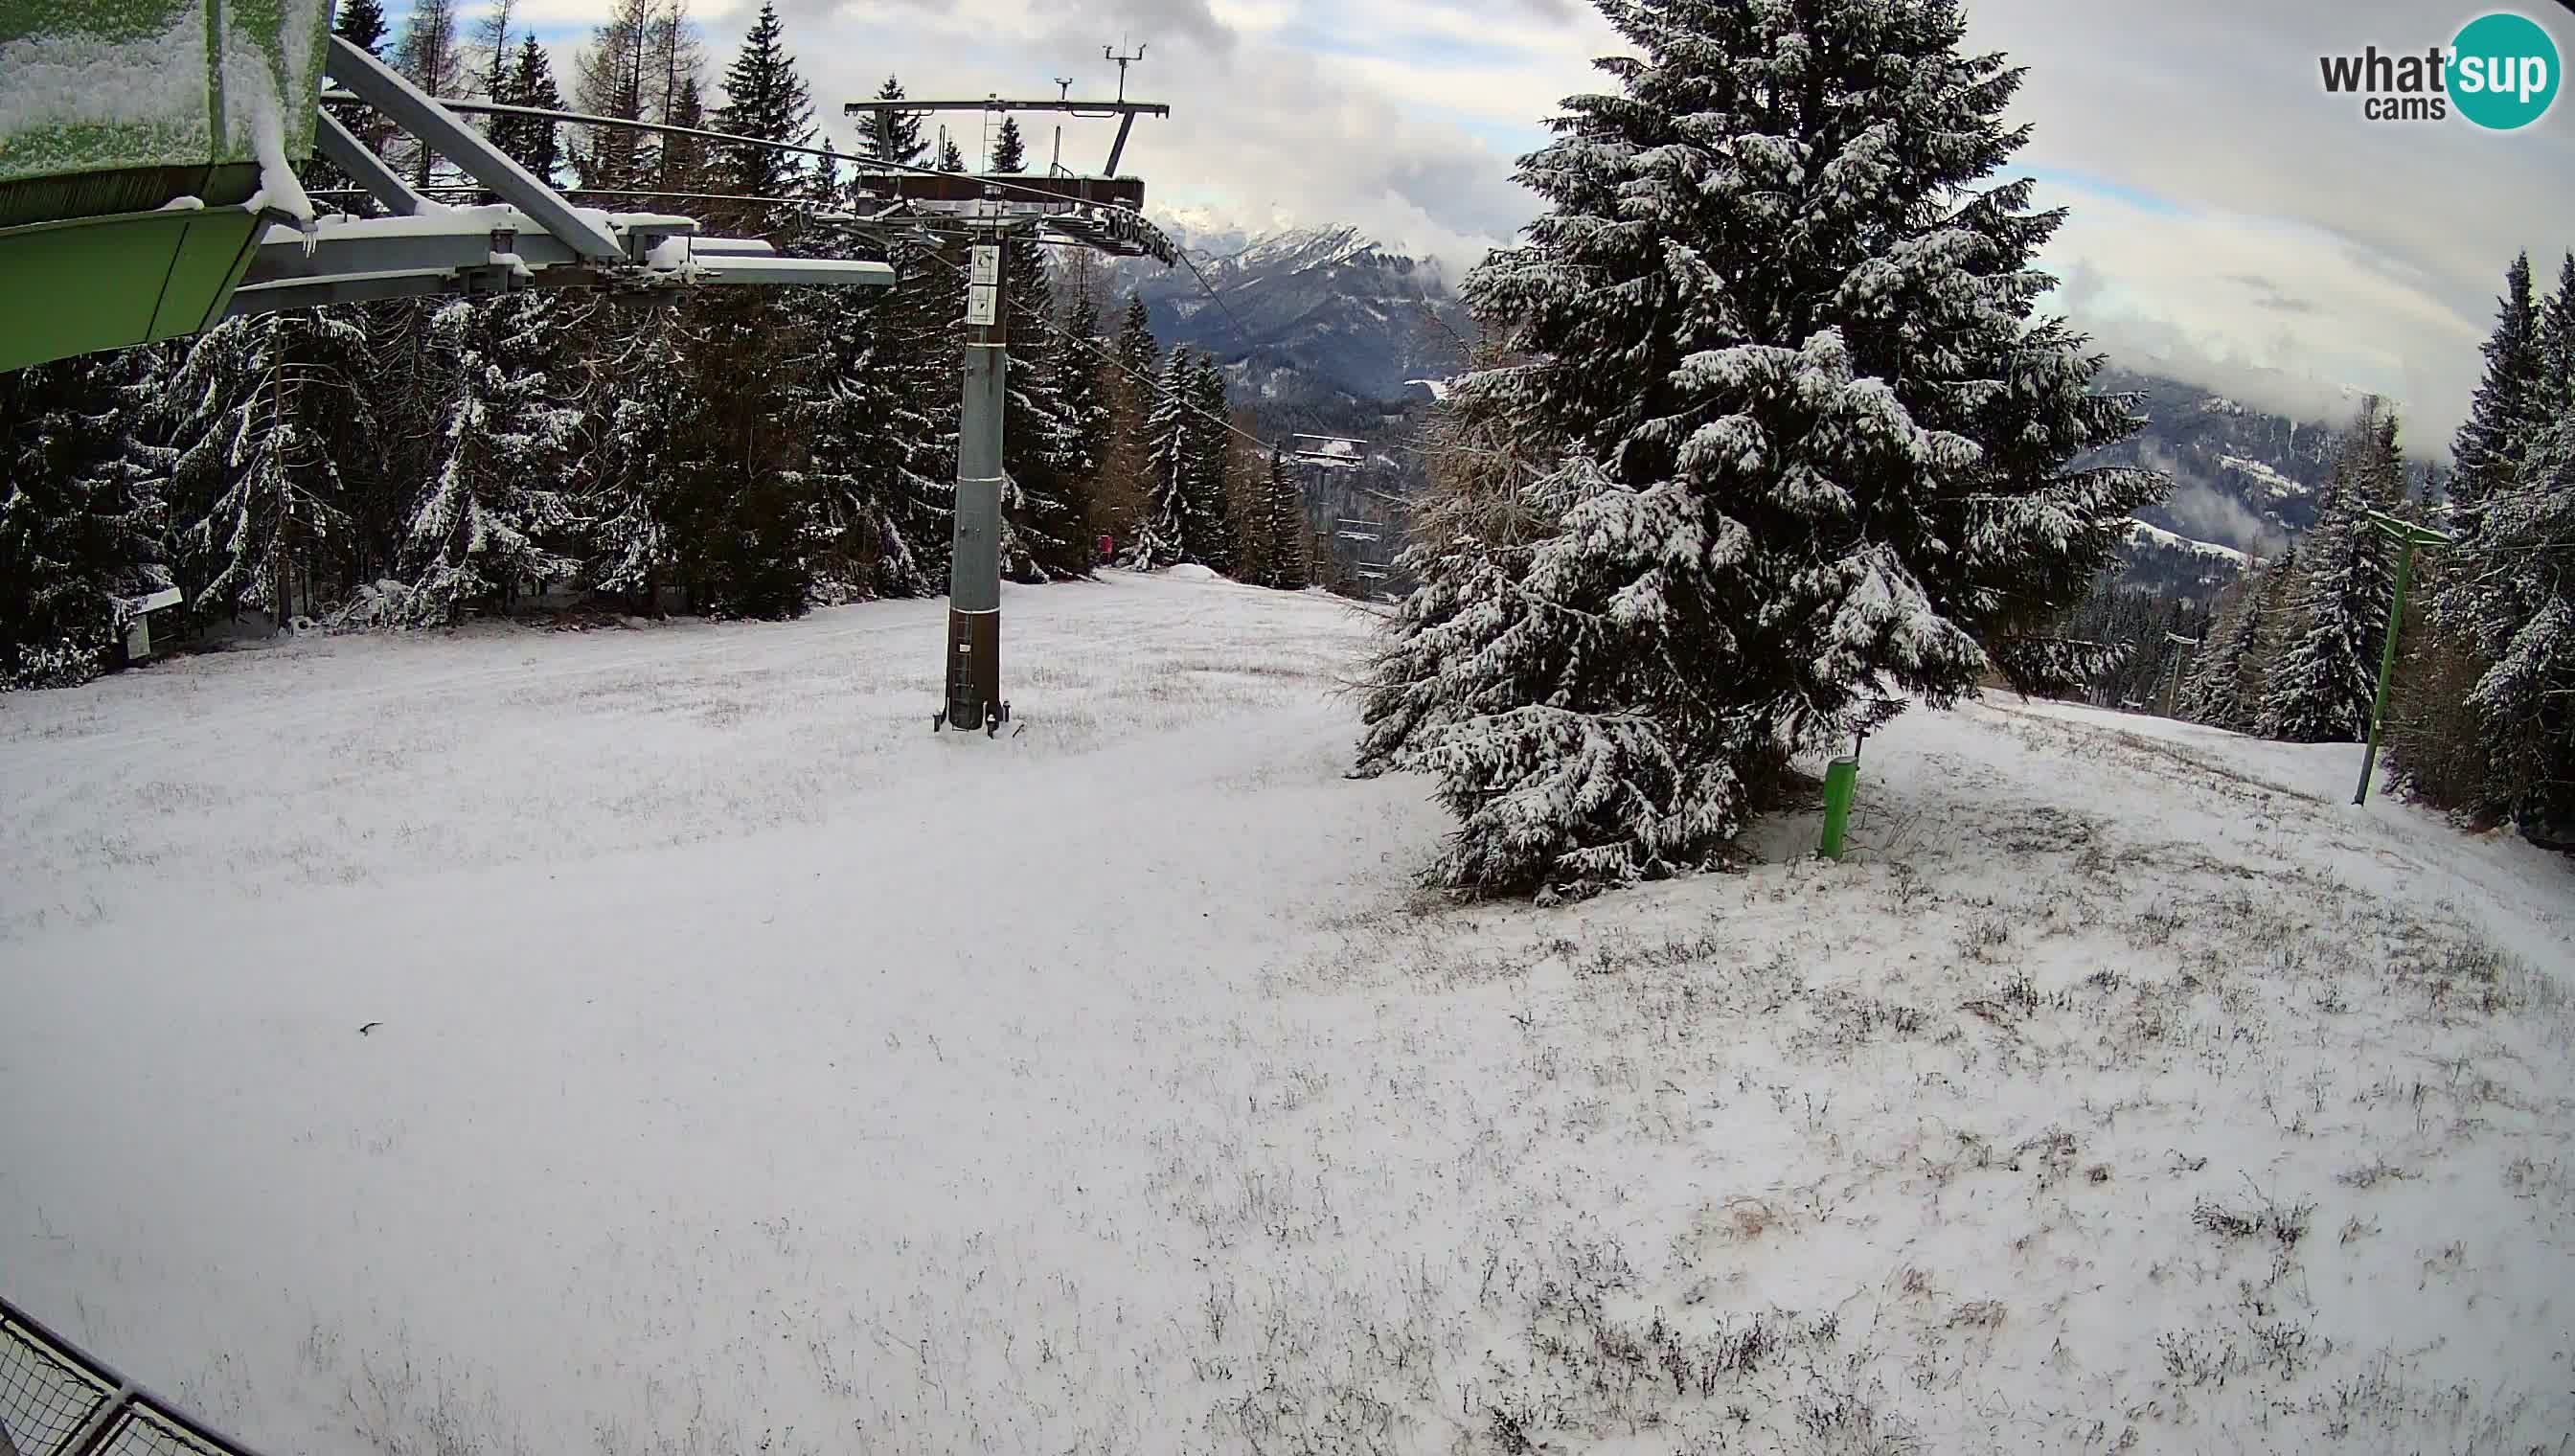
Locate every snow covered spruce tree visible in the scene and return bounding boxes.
[0,351,171,689]
[1183,352,1242,576]
[1128,348,1195,568]
[2442,254,2575,829]
[1261,448,1311,590]
[1354,0,2161,896]
[1094,293,1161,542]
[795,249,945,600]
[2261,402,2404,743]
[402,295,583,624]
[166,312,361,623]
[997,235,1092,580]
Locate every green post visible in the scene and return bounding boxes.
[1819,756,1858,860]
[2353,539,2416,808]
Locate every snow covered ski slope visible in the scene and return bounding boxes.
[3,572,2570,1455]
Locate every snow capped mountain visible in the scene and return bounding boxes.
[1107,224,1471,409]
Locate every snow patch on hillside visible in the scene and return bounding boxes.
[2,579,2568,1456]
[2220,453,2311,500]
[2128,517,2252,564]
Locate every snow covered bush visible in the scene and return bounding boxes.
[1356,0,2162,897]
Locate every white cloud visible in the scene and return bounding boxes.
[501,0,2569,436]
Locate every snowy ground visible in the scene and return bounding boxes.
[4,573,2571,1456]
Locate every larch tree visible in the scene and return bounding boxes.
[1352,0,2162,896]
[393,0,465,188]
[470,0,518,99]
[1090,291,1160,547]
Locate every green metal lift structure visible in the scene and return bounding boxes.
[0,0,898,375]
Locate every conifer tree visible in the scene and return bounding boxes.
[334,0,390,52]
[581,302,705,610]
[1183,353,1241,575]
[860,76,927,168]
[1113,293,1158,380]
[658,75,710,195]
[2449,258,2575,830]
[1129,348,1193,568]
[490,34,565,179]
[0,351,172,689]
[1263,448,1310,589]
[2448,254,2547,550]
[795,272,942,599]
[2262,403,2404,743]
[847,234,962,591]
[936,136,967,172]
[1058,282,1110,488]
[997,239,1090,580]
[991,116,1027,172]
[1353,0,2162,895]
[165,313,368,623]
[2541,254,2575,396]
[710,0,811,204]
[403,296,584,624]
[2179,570,2263,731]
[310,0,398,205]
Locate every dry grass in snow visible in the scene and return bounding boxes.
[3,572,2571,1456]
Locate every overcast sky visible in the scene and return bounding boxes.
[496,0,2575,443]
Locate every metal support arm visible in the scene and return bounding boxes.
[313,111,442,217]
[323,34,626,260]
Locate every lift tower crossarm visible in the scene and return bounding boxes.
[840,100,1171,116]
[840,98,1168,177]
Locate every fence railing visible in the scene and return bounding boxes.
[1,1296,265,1456]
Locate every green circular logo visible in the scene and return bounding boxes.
[2450,11,2561,129]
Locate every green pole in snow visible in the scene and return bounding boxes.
[2354,511,2451,808]
[1819,757,1858,860]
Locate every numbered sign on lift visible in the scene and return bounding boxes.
[966,243,1001,327]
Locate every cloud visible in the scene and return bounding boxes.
[503,0,2568,440]
[2137,438,2296,554]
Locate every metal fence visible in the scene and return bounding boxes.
[1,1297,263,1456]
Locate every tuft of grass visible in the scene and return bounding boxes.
[2194,1187,2314,1249]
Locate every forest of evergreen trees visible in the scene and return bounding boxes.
[2063,251,2575,838]
[0,0,1313,691]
